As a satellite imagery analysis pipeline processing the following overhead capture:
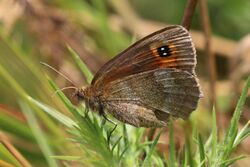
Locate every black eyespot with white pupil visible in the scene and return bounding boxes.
[157,45,171,57]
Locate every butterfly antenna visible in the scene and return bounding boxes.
[51,86,78,97]
[40,62,76,86]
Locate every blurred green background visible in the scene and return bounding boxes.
[0,0,249,166]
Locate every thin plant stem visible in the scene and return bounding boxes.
[0,133,32,167]
[198,0,218,113]
[181,0,198,30]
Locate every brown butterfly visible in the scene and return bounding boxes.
[75,25,202,127]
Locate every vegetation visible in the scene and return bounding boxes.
[0,0,249,166]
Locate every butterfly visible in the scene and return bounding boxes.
[75,25,203,127]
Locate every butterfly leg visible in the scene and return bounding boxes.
[107,124,117,147]
[102,113,118,142]
[97,102,118,145]
[98,101,116,125]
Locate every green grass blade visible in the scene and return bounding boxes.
[0,64,62,138]
[0,143,23,167]
[111,136,122,153]
[225,76,250,151]
[0,65,27,99]
[198,134,206,167]
[51,155,82,161]
[118,144,129,162]
[220,155,247,166]
[233,121,250,147]
[122,124,129,147]
[185,134,194,167]
[0,110,34,141]
[216,75,250,164]
[67,46,93,84]
[27,96,77,128]
[211,108,217,162]
[19,102,59,167]
[169,118,176,167]
[47,76,81,120]
[183,144,188,167]
[141,129,162,167]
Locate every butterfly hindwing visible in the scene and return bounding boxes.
[105,102,170,127]
[102,68,202,120]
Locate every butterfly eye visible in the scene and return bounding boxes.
[157,45,171,57]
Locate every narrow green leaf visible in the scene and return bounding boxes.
[118,144,129,162]
[222,76,250,159]
[198,134,206,167]
[122,124,129,146]
[0,64,61,137]
[183,144,188,167]
[169,118,176,167]
[0,143,23,167]
[211,108,217,162]
[215,75,250,165]
[0,65,27,99]
[185,135,194,167]
[0,111,34,141]
[47,76,81,120]
[220,155,247,166]
[51,155,82,161]
[67,45,93,84]
[111,136,122,153]
[19,102,59,167]
[141,130,162,167]
[233,121,250,147]
[27,96,78,128]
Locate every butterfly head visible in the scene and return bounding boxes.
[73,86,87,101]
[73,86,101,113]
[73,86,95,102]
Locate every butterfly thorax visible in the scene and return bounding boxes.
[75,86,104,114]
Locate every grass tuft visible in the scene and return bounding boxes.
[213,76,250,166]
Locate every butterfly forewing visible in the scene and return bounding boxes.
[92,25,197,87]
